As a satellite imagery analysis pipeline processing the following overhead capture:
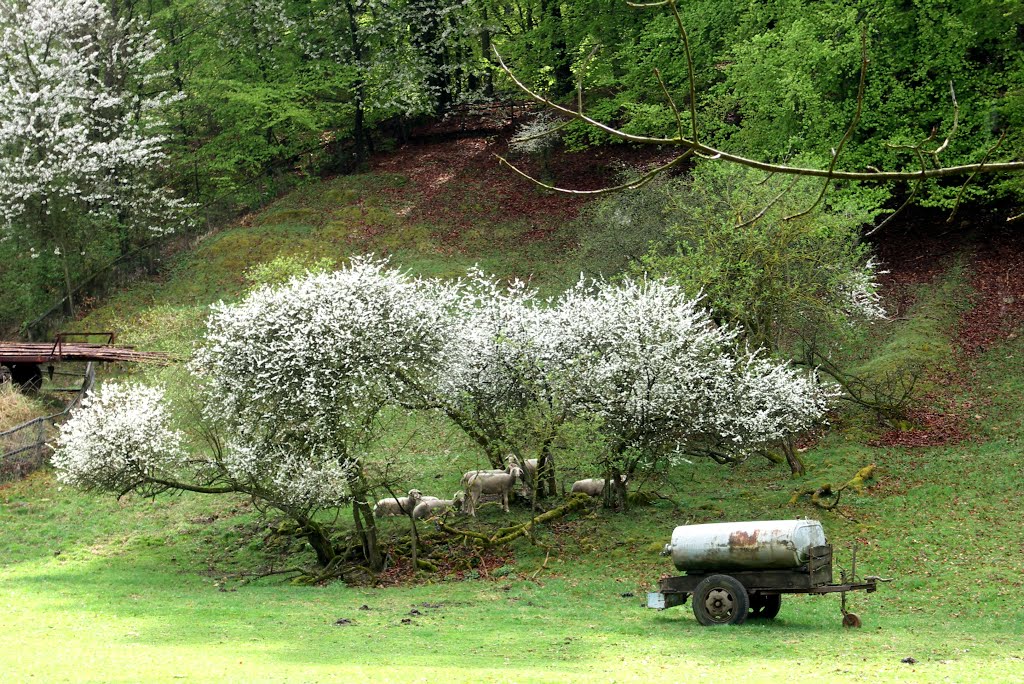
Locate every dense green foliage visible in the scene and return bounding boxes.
[581,165,883,353]
[556,1,1024,206]
[3,0,1023,332]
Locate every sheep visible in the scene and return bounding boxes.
[461,463,524,516]
[521,456,556,496]
[373,489,424,517]
[570,475,628,498]
[412,491,466,519]
[522,458,538,492]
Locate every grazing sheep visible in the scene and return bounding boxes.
[521,456,556,495]
[522,458,538,491]
[570,475,628,497]
[461,463,524,516]
[412,491,466,519]
[373,489,424,517]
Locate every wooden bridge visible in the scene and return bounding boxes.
[0,332,170,390]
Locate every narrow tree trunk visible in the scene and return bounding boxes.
[409,513,419,570]
[613,471,628,511]
[479,6,494,97]
[344,0,370,165]
[539,0,572,96]
[782,436,805,477]
[59,244,75,318]
[300,518,335,567]
[349,473,383,571]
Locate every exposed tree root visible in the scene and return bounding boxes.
[789,464,877,511]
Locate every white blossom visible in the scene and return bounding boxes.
[190,255,455,509]
[509,113,563,155]
[546,277,834,463]
[835,257,887,321]
[429,270,834,470]
[54,261,835,518]
[0,0,190,242]
[53,383,185,492]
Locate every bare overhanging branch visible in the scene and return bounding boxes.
[493,19,1024,206]
[496,149,694,196]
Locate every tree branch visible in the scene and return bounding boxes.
[492,30,1024,191]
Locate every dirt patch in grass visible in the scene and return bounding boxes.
[868,207,1024,447]
[370,122,676,247]
[869,405,972,448]
[957,223,1024,358]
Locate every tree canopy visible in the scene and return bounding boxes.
[2,0,1023,331]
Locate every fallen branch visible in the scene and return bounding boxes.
[437,494,591,547]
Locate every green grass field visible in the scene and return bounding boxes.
[3,169,1024,683]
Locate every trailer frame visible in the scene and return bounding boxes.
[647,544,880,625]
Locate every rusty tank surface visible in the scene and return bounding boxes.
[665,519,827,572]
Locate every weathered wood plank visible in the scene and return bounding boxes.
[0,341,170,365]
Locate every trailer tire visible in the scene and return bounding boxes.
[749,593,782,620]
[693,574,749,626]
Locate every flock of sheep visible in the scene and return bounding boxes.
[372,455,626,520]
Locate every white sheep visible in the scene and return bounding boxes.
[412,491,466,519]
[521,456,557,495]
[570,475,628,497]
[522,458,539,492]
[373,489,424,517]
[461,462,524,516]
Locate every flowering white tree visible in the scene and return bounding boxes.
[548,277,835,505]
[192,257,453,568]
[424,270,835,507]
[55,257,453,569]
[55,260,835,570]
[429,270,551,469]
[53,383,188,496]
[0,0,188,314]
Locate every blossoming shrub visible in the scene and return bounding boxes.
[0,0,191,324]
[550,277,832,462]
[430,269,555,468]
[53,383,185,495]
[427,272,836,505]
[55,257,453,568]
[54,257,837,563]
[191,256,453,512]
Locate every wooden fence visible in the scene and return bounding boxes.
[0,363,95,483]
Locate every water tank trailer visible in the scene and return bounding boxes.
[646,520,888,626]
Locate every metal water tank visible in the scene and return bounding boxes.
[665,519,827,571]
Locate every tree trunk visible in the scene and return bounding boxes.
[613,471,628,511]
[539,450,556,497]
[343,0,370,166]
[540,0,572,96]
[300,518,336,567]
[782,436,805,477]
[408,0,452,115]
[59,244,75,318]
[479,6,494,97]
[409,513,419,570]
[349,474,383,571]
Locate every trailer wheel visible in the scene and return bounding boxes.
[693,574,749,626]
[748,593,782,620]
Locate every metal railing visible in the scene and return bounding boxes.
[0,362,95,483]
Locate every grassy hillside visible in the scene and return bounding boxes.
[3,143,1024,682]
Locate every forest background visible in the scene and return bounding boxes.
[2,0,1023,333]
